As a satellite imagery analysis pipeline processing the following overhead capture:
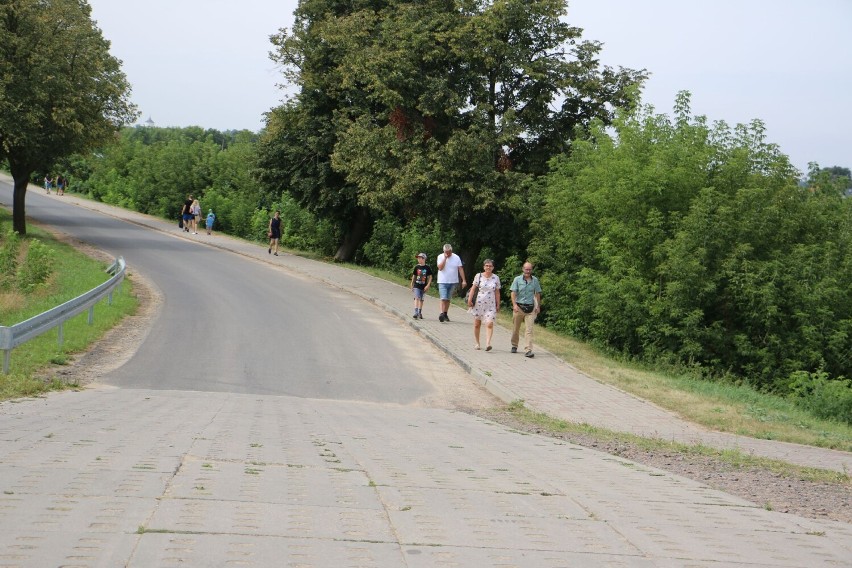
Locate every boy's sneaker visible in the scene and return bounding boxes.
[444,313,450,322]
[438,313,446,322]
[511,346,517,353]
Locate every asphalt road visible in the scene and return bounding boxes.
[0,181,433,402]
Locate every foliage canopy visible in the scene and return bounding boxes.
[258,0,646,265]
[533,92,852,397]
[0,0,137,233]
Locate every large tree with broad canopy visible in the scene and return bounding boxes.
[0,0,137,234]
[258,0,646,266]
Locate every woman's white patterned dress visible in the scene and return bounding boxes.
[469,273,501,322]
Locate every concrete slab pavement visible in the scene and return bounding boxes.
[1,388,850,567]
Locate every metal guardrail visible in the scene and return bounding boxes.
[0,257,126,374]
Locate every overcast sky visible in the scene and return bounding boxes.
[88,0,851,176]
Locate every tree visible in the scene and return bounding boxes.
[533,92,852,391]
[808,165,852,195]
[258,0,389,261]
[76,126,264,232]
[0,0,137,234]
[820,165,851,181]
[257,101,368,261]
[260,0,645,265]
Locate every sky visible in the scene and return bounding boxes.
[87,0,852,176]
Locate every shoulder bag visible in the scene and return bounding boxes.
[468,273,481,307]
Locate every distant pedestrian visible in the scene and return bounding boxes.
[180,194,194,232]
[44,175,52,194]
[268,210,281,255]
[436,244,466,322]
[56,175,65,195]
[410,253,433,319]
[468,259,500,351]
[190,199,201,234]
[510,262,542,358]
[205,209,216,235]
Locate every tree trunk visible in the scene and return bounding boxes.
[457,241,483,290]
[11,167,32,236]
[333,206,372,262]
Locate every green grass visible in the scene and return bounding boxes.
[337,262,852,453]
[502,400,849,484]
[532,327,852,452]
[0,210,138,400]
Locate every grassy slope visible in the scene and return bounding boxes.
[0,209,137,399]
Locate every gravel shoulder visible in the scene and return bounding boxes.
[475,407,852,525]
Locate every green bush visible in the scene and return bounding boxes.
[361,217,403,272]
[787,370,852,425]
[250,199,337,256]
[355,217,460,278]
[0,229,20,289]
[395,220,452,276]
[16,240,55,292]
[532,93,852,392]
[279,194,337,255]
[202,186,258,239]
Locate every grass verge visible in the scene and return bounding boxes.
[499,400,849,485]
[0,211,137,400]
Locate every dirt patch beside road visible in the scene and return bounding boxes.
[476,407,852,525]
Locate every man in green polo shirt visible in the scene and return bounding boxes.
[510,262,542,358]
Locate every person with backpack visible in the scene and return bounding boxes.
[190,198,201,234]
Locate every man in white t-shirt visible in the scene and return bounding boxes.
[436,243,466,322]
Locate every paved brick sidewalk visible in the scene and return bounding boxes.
[4,388,849,567]
[45,192,852,475]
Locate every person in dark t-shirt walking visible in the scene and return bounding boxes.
[410,253,432,319]
[268,210,282,256]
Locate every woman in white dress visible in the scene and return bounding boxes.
[467,259,501,351]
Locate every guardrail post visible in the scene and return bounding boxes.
[88,306,94,325]
[58,322,64,346]
[0,327,11,375]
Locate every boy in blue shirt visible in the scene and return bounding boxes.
[205,209,216,235]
